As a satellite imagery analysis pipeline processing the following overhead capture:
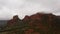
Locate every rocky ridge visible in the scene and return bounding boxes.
[1,13,60,34]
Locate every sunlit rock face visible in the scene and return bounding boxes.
[5,13,60,34]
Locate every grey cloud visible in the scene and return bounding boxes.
[0,0,60,20]
[25,0,60,14]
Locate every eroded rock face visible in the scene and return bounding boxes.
[22,13,57,34]
[23,15,30,22]
[7,15,21,27]
[23,13,60,34]
[5,13,60,34]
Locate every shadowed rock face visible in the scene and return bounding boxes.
[23,15,30,22]
[7,15,21,27]
[22,13,57,34]
[3,13,60,34]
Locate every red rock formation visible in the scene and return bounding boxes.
[22,13,58,34]
[7,15,20,27]
[23,15,30,22]
[6,13,60,34]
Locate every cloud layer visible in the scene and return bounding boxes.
[0,0,60,20]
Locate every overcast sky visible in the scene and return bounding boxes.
[0,0,60,20]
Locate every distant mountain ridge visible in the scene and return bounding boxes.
[0,20,8,28]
